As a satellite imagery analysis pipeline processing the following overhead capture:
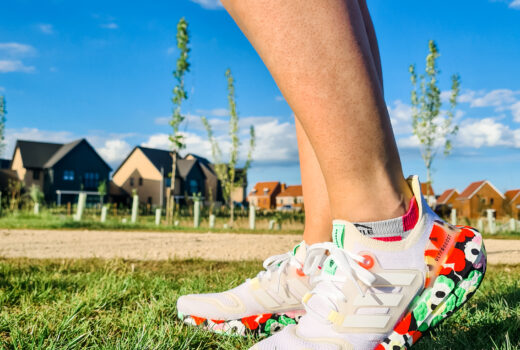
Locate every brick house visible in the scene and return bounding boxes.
[436,189,460,208]
[276,185,303,211]
[248,181,282,210]
[505,189,520,219]
[453,180,505,219]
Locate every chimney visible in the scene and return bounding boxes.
[281,183,286,192]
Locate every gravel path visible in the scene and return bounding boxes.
[0,229,518,265]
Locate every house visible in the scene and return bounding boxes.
[276,185,303,211]
[112,146,214,206]
[248,181,282,210]
[436,189,460,208]
[420,182,436,207]
[185,153,248,206]
[10,139,111,204]
[505,189,520,219]
[453,180,505,219]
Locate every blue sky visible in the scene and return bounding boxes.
[1,0,520,195]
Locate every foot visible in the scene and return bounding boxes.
[176,242,325,337]
[251,176,487,349]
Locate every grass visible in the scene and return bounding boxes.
[0,259,518,349]
[1,212,520,240]
[0,212,303,235]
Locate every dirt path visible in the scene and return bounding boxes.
[0,229,518,265]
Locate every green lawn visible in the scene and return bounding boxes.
[0,212,519,240]
[0,259,518,349]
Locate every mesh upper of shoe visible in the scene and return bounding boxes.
[177,281,267,320]
[177,242,313,320]
[251,176,440,350]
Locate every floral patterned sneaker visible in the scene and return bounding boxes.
[250,176,486,349]
[176,242,326,337]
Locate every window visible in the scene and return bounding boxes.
[490,198,494,205]
[83,172,100,189]
[33,170,40,180]
[63,170,74,181]
[130,177,135,186]
[139,177,143,186]
[189,179,199,194]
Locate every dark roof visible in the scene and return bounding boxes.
[14,140,62,168]
[134,146,199,179]
[0,158,11,169]
[138,146,174,176]
[13,139,111,171]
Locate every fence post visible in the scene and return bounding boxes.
[101,206,108,223]
[269,219,275,230]
[34,202,40,215]
[73,192,86,221]
[131,194,139,224]
[193,198,201,228]
[486,209,496,234]
[155,208,161,226]
[510,218,516,231]
[449,209,456,226]
[249,204,256,230]
[477,218,484,232]
[209,214,216,228]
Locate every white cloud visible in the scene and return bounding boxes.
[97,139,132,163]
[167,47,175,55]
[511,101,520,122]
[470,89,518,108]
[0,60,35,73]
[275,95,285,102]
[142,133,171,150]
[0,42,36,57]
[144,115,299,165]
[0,86,5,92]
[388,100,413,135]
[196,108,229,117]
[100,22,118,29]
[190,0,224,9]
[457,117,520,148]
[38,24,54,34]
[509,0,520,8]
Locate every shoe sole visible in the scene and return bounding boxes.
[177,310,306,337]
[377,224,487,349]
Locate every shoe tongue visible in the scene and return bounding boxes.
[332,221,347,249]
[293,241,307,264]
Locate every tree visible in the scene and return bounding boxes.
[0,95,6,156]
[167,17,190,224]
[97,180,107,206]
[409,40,460,192]
[202,69,256,227]
[29,184,44,204]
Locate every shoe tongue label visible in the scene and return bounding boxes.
[332,223,345,249]
[353,223,374,236]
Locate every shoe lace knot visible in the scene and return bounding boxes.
[303,242,377,323]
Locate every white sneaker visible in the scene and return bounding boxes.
[251,176,486,349]
[177,242,326,337]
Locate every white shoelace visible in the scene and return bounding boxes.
[303,242,377,323]
[251,251,301,297]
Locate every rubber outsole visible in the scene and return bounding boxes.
[377,225,487,349]
[178,310,306,337]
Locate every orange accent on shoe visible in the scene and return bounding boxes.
[191,316,206,325]
[296,268,306,277]
[358,255,374,269]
